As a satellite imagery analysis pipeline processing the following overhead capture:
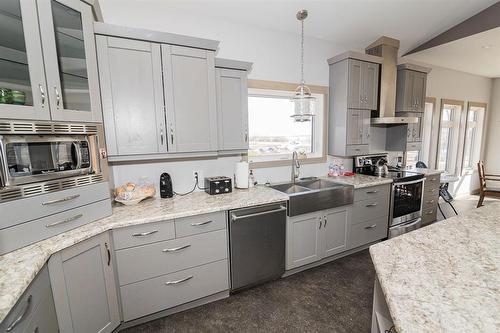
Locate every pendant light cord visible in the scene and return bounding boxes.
[301,19,305,86]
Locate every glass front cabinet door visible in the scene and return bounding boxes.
[0,0,50,120]
[37,0,102,122]
[0,0,102,122]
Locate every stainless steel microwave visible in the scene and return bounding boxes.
[0,121,107,191]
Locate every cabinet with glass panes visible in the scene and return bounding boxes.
[0,0,101,122]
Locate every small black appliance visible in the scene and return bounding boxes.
[159,173,173,198]
[204,176,232,195]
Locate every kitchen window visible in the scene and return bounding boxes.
[436,100,463,174]
[247,80,327,167]
[461,102,486,173]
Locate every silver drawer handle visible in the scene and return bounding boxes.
[365,224,377,229]
[165,275,193,285]
[426,200,435,204]
[6,295,32,331]
[366,203,378,207]
[430,178,437,181]
[42,194,80,205]
[190,220,212,227]
[162,244,191,253]
[366,190,378,194]
[426,210,434,215]
[45,214,83,228]
[132,230,158,237]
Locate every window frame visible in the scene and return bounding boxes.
[245,79,328,168]
[460,101,487,175]
[436,99,464,175]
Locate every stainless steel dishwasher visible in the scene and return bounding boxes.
[229,202,287,292]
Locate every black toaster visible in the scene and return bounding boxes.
[204,176,232,195]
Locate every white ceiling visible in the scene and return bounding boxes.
[404,27,500,78]
[115,0,498,54]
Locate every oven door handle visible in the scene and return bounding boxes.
[392,179,425,187]
[396,218,422,228]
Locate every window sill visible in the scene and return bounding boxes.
[248,156,326,169]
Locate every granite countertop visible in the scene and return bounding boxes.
[407,167,443,176]
[325,174,393,188]
[0,186,288,323]
[370,202,500,333]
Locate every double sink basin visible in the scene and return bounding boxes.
[270,178,354,216]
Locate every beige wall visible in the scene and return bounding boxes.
[484,78,500,173]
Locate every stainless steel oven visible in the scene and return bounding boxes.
[389,178,425,238]
[0,121,108,202]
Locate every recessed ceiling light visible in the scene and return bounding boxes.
[481,44,492,49]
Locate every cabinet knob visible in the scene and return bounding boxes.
[39,84,45,108]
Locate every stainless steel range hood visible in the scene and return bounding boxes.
[365,37,418,125]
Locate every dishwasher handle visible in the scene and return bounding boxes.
[231,205,286,221]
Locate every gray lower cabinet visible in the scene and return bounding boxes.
[347,184,390,250]
[422,175,440,225]
[112,211,229,322]
[215,67,249,152]
[0,266,57,333]
[286,206,349,270]
[96,36,166,156]
[162,45,218,153]
[48,232,120,333]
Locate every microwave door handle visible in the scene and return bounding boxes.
[72,142,82,169]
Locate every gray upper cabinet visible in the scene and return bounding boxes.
[49,232,120,333]
[396,68,428,113]
[96,36,166,156]
[37,0,102,122]
[363,62,379,110]
[215,67,249,152]
[0,0,102,122]
[347,60,363,109]
[0,0,50,120]
[347,59,379,110]
[162,45,218,153]
[328,52,382,156]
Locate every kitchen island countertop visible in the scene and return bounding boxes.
[370,202,500,333]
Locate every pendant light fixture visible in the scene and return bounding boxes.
[291,9,316,122]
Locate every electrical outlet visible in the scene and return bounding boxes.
[193,171,204,183]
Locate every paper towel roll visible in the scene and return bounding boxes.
[235,161,249,189]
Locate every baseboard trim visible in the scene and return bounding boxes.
[282,241,380,278]
[116,290,230,331]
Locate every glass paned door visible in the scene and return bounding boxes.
[51,0,91,111]
[0,0,49,120]
[37,0,101,122]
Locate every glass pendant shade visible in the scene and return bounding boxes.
[291,84,316,122]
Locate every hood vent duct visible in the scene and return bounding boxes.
[365,36,418,125]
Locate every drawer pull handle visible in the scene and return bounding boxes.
[426,210,434,215]
[366,203,378,207]
[366,190,378,194]
[365,224,377,230]
[42,194,80,205]
[6,295,32,331]
[132,230,158,237]
[426,200,435,204]
[190,220,212,226]
[430,178,437,181]
[162,244,191,253]
[45,214,83,228]
[165,275,193,285]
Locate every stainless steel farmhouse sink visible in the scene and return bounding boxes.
[270,179,354,216]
